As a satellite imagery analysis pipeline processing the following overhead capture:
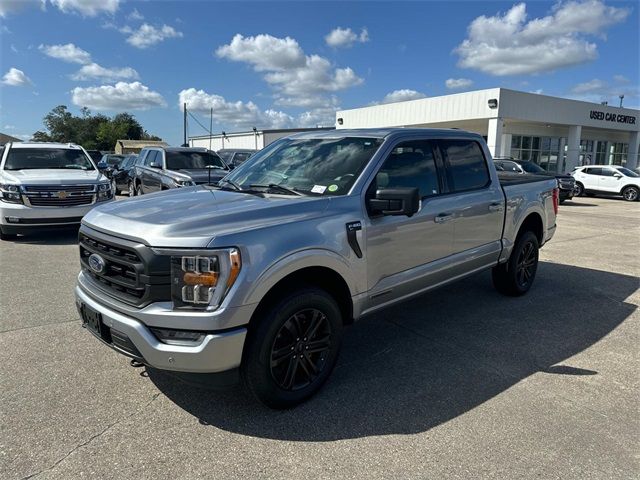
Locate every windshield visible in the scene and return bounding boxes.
[3,148,95,171]
[519,161,546,174]
[616,167,639,177]
[224,137,383,196]
[104,155,125,166]
[218,151,233,161]
[166,151,226,170]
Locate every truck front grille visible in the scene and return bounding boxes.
[23,184,96,207]
[79,228,171,307]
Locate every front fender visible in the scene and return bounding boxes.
[237,248,357,307]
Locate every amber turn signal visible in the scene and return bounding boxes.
[183,271,218,286]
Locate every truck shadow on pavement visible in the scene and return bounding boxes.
[10,228,79,245]
[148,261,637,441]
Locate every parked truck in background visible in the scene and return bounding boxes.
[75,128,558,408]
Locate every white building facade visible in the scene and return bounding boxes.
[336,88,640,173]
[189,127,334,151]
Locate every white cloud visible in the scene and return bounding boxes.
[0,0,41,17]
[126,8,143,21]
[125,23,183,49]
[455,1,630,76]
[72,82,166,110]
[570,76,639,104]
[49,0,120,16]
[216,34,305,71]
[179,88,293,130]
[2,67,32,86]
[216,34,363,106]
[325,27,369,48]
[445,78,473,90]
[71,63,139,81]
[39,43,92,64]
[376,89,427,105]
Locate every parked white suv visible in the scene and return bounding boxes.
[0,142,115,240]
[572,165,640,202]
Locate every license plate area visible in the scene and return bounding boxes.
[81,303,106,340]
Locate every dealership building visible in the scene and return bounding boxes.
[336,88,639,172]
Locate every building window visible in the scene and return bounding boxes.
[595,141,608,165]
[609,143,628,166]
[511,135,561,172]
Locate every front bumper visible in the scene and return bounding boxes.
[558,188,574,201]
[75,283,247,373]
[0,199,114,228]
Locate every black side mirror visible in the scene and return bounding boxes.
[369,187,420,217]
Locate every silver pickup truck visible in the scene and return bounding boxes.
[75,128,558,408]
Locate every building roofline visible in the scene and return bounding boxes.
[189,127,335,140]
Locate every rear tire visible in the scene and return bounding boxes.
[242,287,343,409]
[622,186,639,202]
[492,231,539,297]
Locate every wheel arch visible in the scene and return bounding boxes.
[247,264,355,328]
[516,211,544,245]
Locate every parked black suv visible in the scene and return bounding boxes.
[131,147,229,195]
[494,157,575,203]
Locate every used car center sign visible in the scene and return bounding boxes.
[589,110,637,125]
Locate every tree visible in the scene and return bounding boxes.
[33,106,161,150]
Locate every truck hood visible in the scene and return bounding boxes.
[1,169,106,184]
[82,186,331,247]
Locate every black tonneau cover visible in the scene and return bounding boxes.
[497,171,554,187]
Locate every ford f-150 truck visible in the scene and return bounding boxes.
[75,128,558,408]
[0,142,114,240]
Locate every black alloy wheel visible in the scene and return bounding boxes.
[574,183,584,196]
[270,308,332,391]
[515,239,538,290]
[128,181,135,197]
[242,287,343,409]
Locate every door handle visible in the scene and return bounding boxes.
[488,202,504,212]
[434,213,454,223]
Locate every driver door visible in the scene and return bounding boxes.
[597,167,622,192]
[363,139,456,310]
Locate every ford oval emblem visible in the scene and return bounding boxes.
[88,253,106,274]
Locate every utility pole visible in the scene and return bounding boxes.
[619,95,624,108]
[209,108,213,151]
[183,102,187,147]
[253,126,258,150]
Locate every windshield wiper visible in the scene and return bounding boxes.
[249,184,303,196]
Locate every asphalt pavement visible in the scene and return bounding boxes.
[1,196,638,479]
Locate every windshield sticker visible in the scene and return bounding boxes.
[328,184,339,192]
[311,185,327,194]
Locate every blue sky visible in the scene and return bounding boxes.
[1,0,638,146]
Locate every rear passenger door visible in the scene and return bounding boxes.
[438,139,504,270]
[364,139,456,307]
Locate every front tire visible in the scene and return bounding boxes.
[128,181,135,197]
[136,184,143,196]
[622,186,639,202]
[0,228,18,241]
[242,287,343,409]
[492,231,539,296]
[574,182,584,197]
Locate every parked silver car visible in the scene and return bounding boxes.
[75,129,558,408]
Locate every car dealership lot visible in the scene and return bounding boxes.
[1,197,638,479]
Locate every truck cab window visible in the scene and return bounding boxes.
[441,140,490,192]
[374,141,439,198]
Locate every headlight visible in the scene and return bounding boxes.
[163,248,241,310]
[97,182,113,201]
[0,184,23,204]
[175,180,195,187]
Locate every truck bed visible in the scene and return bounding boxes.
[497,171,554,186]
